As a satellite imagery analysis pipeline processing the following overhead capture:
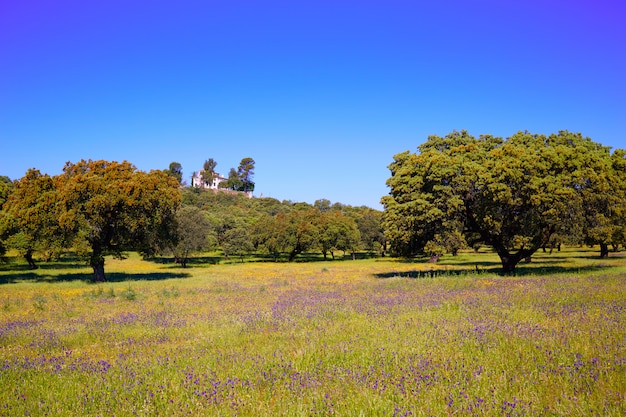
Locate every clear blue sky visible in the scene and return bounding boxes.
[1,0,625,209]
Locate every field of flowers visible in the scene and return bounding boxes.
[1,248,625,416]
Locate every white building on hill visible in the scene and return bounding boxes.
[191,171,227,189]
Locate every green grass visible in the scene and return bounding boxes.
[0,247,625,416]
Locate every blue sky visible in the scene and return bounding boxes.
[1,0,625,209]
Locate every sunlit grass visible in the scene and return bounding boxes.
[0,247,625,416]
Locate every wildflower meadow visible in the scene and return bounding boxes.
[1,248,625,416]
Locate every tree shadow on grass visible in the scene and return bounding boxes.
[0,271,191,284]
[375,263,617,279]
[150,256,222,265]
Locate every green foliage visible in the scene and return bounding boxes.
[256,208,320,261]
[2,159,385,270]
[120,285,137,301]
[237,157,255,193]
[383,130,626,272]
[169,205,213,267]
[221,167,242,191]
[209,157,256,192]
[351,208,386,254]
[32,294,47,311]
[1,169,66,268]
[0,174,13,255]
[84,286,116,300]
[313,198,332,212]
[583,148,626,255]
[317,210,360,259]
[201,158,218,187]
[0,175,13,207]
[56,160,181,281]
[165,162,183,185]
[179,186,382,261]
[221,227,254,262]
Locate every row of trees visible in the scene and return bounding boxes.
[3,130,622,280]
[171,189,385,266]
[0,160,385,281]
[382,130,626,272]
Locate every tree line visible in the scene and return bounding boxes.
[2,130,623,281]
[173,190,384,266]
[0,159,385,281]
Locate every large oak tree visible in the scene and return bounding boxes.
[56,160,181,282]
[382,131,626,273]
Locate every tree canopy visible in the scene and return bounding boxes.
[201,158,218,187]
[382,130,626,273]
[56,160,181,281]
[166,162,184,185]
[1,169,65,268]
[237,157,255,193]
[0,176,13,256]
[168,205,213,267]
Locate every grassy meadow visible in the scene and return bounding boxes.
[0,248,625,416]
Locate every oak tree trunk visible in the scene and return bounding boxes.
[600,243,609,258]
[24,249,37,270]
[91,250,106,282]
[92,260,106,282]
[500,255,519,274]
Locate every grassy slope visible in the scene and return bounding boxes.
[0,248,625,416]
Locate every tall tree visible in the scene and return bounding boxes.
[237,157,255,193]
[202,158,218,187]
[222,167,243,191]
[166,162,184,185]
[382,131,624,273]
[56,160,181,282]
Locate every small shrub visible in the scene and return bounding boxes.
[121,286,137,301]
[160,287,180,298]
[32,294,47,311]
